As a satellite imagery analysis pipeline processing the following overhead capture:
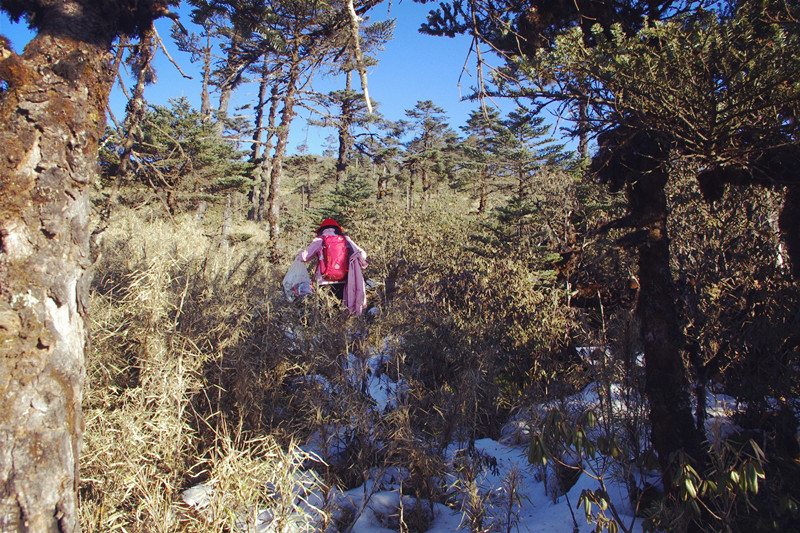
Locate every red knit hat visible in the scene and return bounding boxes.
[317,218,342,235]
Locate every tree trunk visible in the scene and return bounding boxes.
[216,29,245,137]
[200,31,212,121]
[248,57,271,220]
[335,71,354,183]
[421,167,431,202]
[576,86,590,163]
[251,58,271,162]
[218,194,232,257]
[630,163,700,490]
[257,84,280,222]
[779,183,800,280]
[266,57,301,238]
[478,172,488,213]
[0,16,118,533]
[407,168,416,210]
[0,2,170,528]
[516,166,526,199]
[113,26,156,179]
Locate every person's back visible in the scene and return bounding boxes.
[297,218,368,314]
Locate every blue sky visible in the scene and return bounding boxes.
[1,1,528,155]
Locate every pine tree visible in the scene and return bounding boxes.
[497,105,572,198]
[460,107,505,213]
[101,97,253,212]
[402,100,455,205]
[316,175,374,229]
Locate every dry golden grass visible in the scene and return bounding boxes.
[179,429,328,532]
[81,208,324,531]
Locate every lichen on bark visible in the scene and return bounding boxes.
[0,3,130,530]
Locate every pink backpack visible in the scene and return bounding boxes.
[320,234,349,281]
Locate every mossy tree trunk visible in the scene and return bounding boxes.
[0,1,172,529]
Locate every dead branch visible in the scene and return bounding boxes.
[347,0,373,114]
[153,26,193,80]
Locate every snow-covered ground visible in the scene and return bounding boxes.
[326,346,644,533]
[333,438,639,533]
[184,339,747,532]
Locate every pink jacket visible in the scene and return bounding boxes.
[344,247,368,315]
[298,229,368,314]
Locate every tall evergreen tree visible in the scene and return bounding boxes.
[284,153,326,213]
[497,105,572,198]
[132,98,251,191]
[460,107,505,213]
[516,2,800,488]
[311,77,374,183]
[311,17,393,182]
[402,100,455,205]
[317,175,374,228]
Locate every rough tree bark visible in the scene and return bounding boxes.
[0,1,173,529]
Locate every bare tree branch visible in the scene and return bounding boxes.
[153,26,193,79]
[347,0,372,113]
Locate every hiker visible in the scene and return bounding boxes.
[296,218,368,315]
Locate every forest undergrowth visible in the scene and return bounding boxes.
[79,183,800,532]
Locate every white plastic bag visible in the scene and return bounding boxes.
[282,258,312,302]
